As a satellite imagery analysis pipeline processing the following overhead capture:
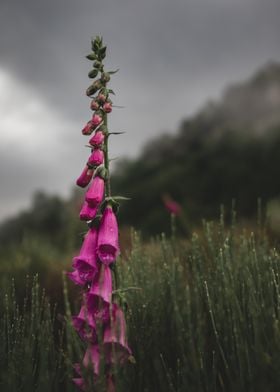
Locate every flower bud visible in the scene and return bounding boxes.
[79,201,98,221]
[76,166,94,188]
[87,149,104,167]
[82,121,94,135]
[94,60,102,69]
[103,102,112,113]
[86,80,103,96]
[90,100,100,111]
[92,114,102,127]
[89,131,105,147]
[101,73,111,83]
[86,175,105,207]
[97,93,107,104]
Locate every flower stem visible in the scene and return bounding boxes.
[103,113,111,197]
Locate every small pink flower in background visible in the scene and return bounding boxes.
[76,166,94,188]
[103,102,112,113]
[72,228,98,282]
[72,377,85,391]
[163,194,182,216]
[103,304,132,364]
[86,176,105,207]
[89,131,105,147]
[97,206,120,265]
[87,148,104,167]
[92,114,102,127]
[79,201,98,221]
[82,121,94,135]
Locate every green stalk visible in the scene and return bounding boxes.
[103,113,111,198]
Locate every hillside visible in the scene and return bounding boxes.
[112,62,280,234]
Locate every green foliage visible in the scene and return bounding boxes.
[0,220,280,391]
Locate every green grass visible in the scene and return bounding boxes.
[0,218,280,391]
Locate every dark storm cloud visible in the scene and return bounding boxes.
[0,0,280,220]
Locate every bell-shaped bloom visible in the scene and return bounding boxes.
[87,265,112,323]
[67,269,85,286]
[89,131,105,147]
[97,206,120,265]
[85,176,104,207]
[76,166,94,188]
[72,228,98,283]
[87,149,104,167]
[82,121,94,135]
[82,345,100,376]
[79,201,98,221]
[103,304,132,365]
[92,114,102,127]
[72,305,97,342]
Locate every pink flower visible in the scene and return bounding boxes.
[103,102,112,113]
[72,305,97,342]
[162,195,182,216]
[82,345,100,375]
[87,148,104,167]
[89,131,105,147]
[72,228,98,282]
[87,265,112,323]
[76,166,94,188]
[79,201,98,221]
[67,269,85,286]
[92,114,102,127]
[82,121,94,135]
[85,176,105,207]
[97,206,120,265]
[103,304,132,365]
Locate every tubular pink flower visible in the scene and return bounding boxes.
[82,345,100,376]
[76,166,94,188]
[87,148,104,167]
[87,265,112,323]
[72,305,97,342]
[89,131,105,147]
[79,201,98,221]
[97,206,120,265]
[85,176,105,207]
[103,304,132,365]
[92,114,102,127]
[72,228,98,282]
[82,121,94,135]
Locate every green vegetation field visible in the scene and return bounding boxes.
[1,215,279,391]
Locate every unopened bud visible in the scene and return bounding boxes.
[92,114,102,127]
[90,100,100,111]
[82,121,94,135]
[94,60,102,69]
[101,73,111,83]
[103,102,112,113]
[86,80,103,96]
[97,93,107,104]
[89,131,105,147]
[76,166,94,188]
[87,148,104,167]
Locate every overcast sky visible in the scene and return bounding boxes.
[0,0,280,221]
